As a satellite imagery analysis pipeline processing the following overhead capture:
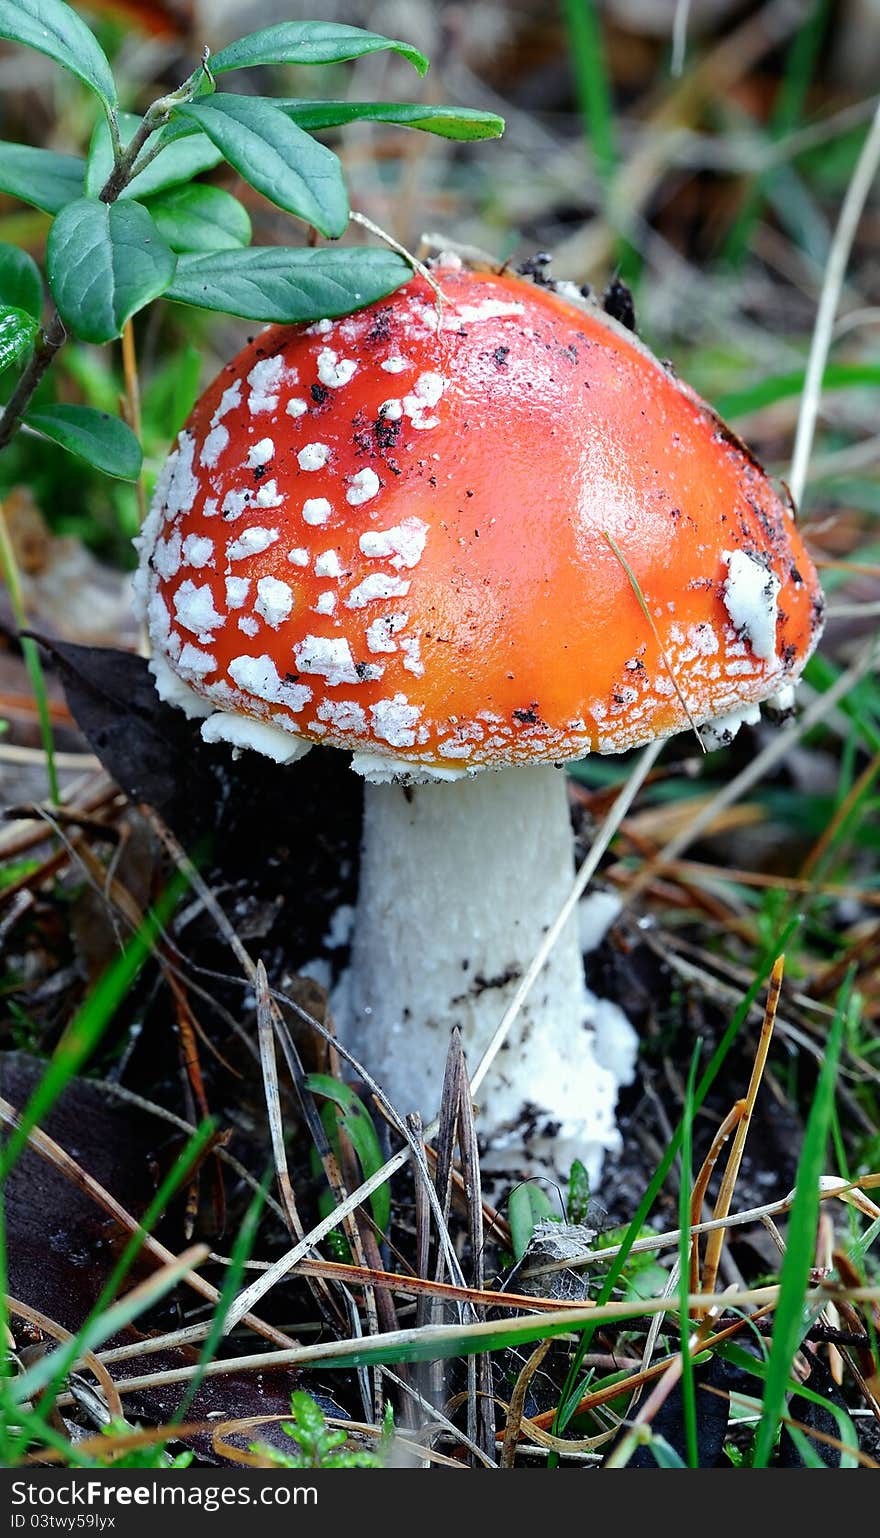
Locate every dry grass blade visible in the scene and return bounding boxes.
[523,1172,880,1276]
[379,1364,497,1470]
[628,1258,683,1416]
[620,636,880,908]
[7,1296,123,1421]
[433,1028,465,1246]
[409,1112,431,1334]
[254,963,307,1247]
[688,1104,746,1292]
[267,997,382,1370]
[349,210,447,308]
[432,1029,494,1460]
[789,100,880,505]
[699,955,784,1307]
[799,748,880,885]
[254,961,340,1330]
[528,1301,781,1434]
[500,1339,553,1467]
[456,1057,495,1462]
[0,773,117,862]
[630,858,880,909]
[607,1351,688,1467]
[226,1256,646,1317]
[0,1095,293,1349]
[24,1422,213,1465]
[210,1411,461,1469]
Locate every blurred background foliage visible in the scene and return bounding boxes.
[1,0,878,585]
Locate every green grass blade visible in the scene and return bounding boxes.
[175,1176,268,1424]
[716,1340,860,1468]
[12,1249,205,1404]
[9,1119,216,1455]
[804,654,880,755]
[303,1074,391,1235]
[560,0,615,186]
[751,975,851,1466]
[723,0,830,268]
[679,1045,701,1468]
[713,361,880,421]
[0,881,181,1179]
[554,917,801,1434]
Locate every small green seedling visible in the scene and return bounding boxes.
[252,1391,392,1469]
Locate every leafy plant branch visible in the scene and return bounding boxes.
[0,57,213,456]
[0,0,504,481]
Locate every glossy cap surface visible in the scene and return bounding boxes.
[138,260,824,773]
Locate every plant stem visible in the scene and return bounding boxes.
[0,312,65,454]
[0,62,207,454]
[97,115,157,203]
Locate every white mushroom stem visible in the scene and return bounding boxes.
[338,765,632,1186]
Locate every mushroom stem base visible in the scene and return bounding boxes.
[338,764,629,1186]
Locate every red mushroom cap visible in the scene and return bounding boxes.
[138,260,824,773]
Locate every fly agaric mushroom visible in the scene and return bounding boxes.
[135,257,824,1184]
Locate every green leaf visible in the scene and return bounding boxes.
[23,404,143,480]
[0,306,38,372]
[0,140,85,214]
[144,184,251,254]
[125,136,225,202]
[303,1073,390,1235]
[46,198,176,344]
[85,112,224,203]
[210,21,428,77]
[0,244,43,319]
[0,0,117,113]
[568,1158,591,1226]
[0,882,178,1181]
[509,1182,560,1261]
[166,245,411,323]
[174,95,348,239]
[752,979,849,1467]
[280,99,505,142]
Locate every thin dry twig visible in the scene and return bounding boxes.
[7,1296,123,1421]
[0,1096,293,1350]
[688,1104,746,1292]
[699,955,784,1305]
